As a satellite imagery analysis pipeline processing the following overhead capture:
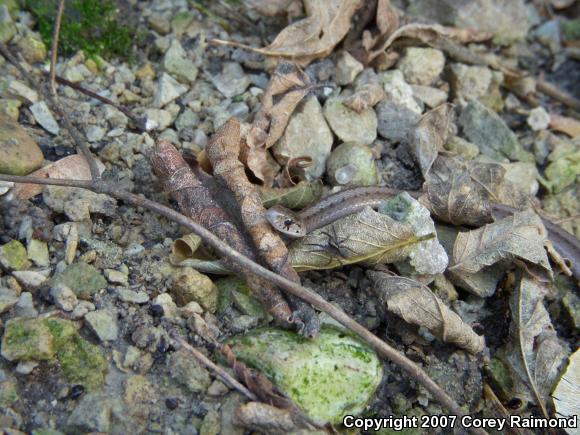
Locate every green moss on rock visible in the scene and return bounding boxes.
[45,318,107,391]
[52,262,107,299]
[226,325,383,424]
[1,317,55,361]
[0,239,31,271]
[22,0,135,59]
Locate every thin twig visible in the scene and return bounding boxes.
[0,43,101,180]
[49,0,66,96]
[536,78,580,112]
[173,335,258,401]
[44,71,146,131]
[0,173,487,435]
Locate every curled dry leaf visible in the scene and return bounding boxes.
[408,104,455,177]
[278,156,314,187]
[289,206,432,271]
[235,402,316,434]
[367,23,492,64]
[422,156,532,226]
[242,61,312,184]
[369,272,485,354]
[449,210,553,280]
[12,154,106,200]
[504,274,569,417]
[360,0,399,53]
[171,233,203,263]
[211,0,363,66]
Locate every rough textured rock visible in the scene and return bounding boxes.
[323,96,377,145]
[170,267,218,312]
[84,310,119,342]
[448,63,504,111]
[52,263,108,300]
[30,101,60,134]
[0,240,31,271]
[211,62,250,98]
[378,70,422,114]
[335,50,364,85]
[163,39,198,84]
[376,101,421,142]
[154,73,188,108]
[458,100,532,162]
[397,47,445,85]
[1,317,55,361]
[272,96,334,180]
[0,115,44,175]
[168,348,212,393]
[326,142,379,187]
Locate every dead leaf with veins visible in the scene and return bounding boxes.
[212,0,363,66]
[369,272,485,354]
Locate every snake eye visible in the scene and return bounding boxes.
[284,219,293,228]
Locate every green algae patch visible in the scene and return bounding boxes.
[45,318,107,391]
[52,262,107,299]
[1,317,55,361]
[225,325,383,424]
[0,239,31,271]
[23,0,135,59]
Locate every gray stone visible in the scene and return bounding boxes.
[154,73,188,108]
[4,80,39,103]
[170,267,218,312]
[0,287,19,314]
[14,292,38,318]
[175,109,200,131]
[71,300,95,319]
[535,19,561,54]
[335,51,364,85]
[66,393,125,433]
[458,100,532,162]
[27,238,49,267]
[379,70,422,114]
[84,309,119,342]
[376,101,421,141]
[407,0,529,44]
[163,39,198,84]
[0,5,16,44]
[86,125,105,142]
[444,136,479,159]
[30,102,60,135]
[397,48,445,85]
[148,13,171,34]
[104,106,128,128]
[43,185,117,221]
[448,63,504,110]
[0,114,44,175]
[272,96,333,180]
[105,268,128,286]
[211,62,250,98]
[16,35,47,64]
[326,142,379,187]
[116,288,149,304]
[12,270,49,289]
[15,360,38,375]
[168,348,212,393]
[323,96,377,145]
[50,283,78,312]
[411,85,448,108]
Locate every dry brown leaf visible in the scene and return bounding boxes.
[261,180,323,209]
[212,0,363,66]
[375,0,399,36]
[422,156,533,227]
[449,210,553,279]
[549,114,580,139]
[242,61,312,184]
[367,23,492,63]
[504,274,569,418]
[369,272,485,354]
[289,206,430,271]
[408,104,455,177]
[12,154,106,200]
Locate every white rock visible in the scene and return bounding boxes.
[335,51,364,85]
[30,101,60,134]
[527,106,550,131]
[6,80,39,103]
[154,73,188,108]
[50,283,78,312]
[379,70,422,114]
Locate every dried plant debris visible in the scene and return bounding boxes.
[408,103,455,177]
[243,61,313,184]
[503,274,569,417]
[422,156,532,226]
[213,0,363,66]
[449,210,554,281]
[369,272,485,354]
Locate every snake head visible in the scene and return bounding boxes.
[265,205,306,238]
